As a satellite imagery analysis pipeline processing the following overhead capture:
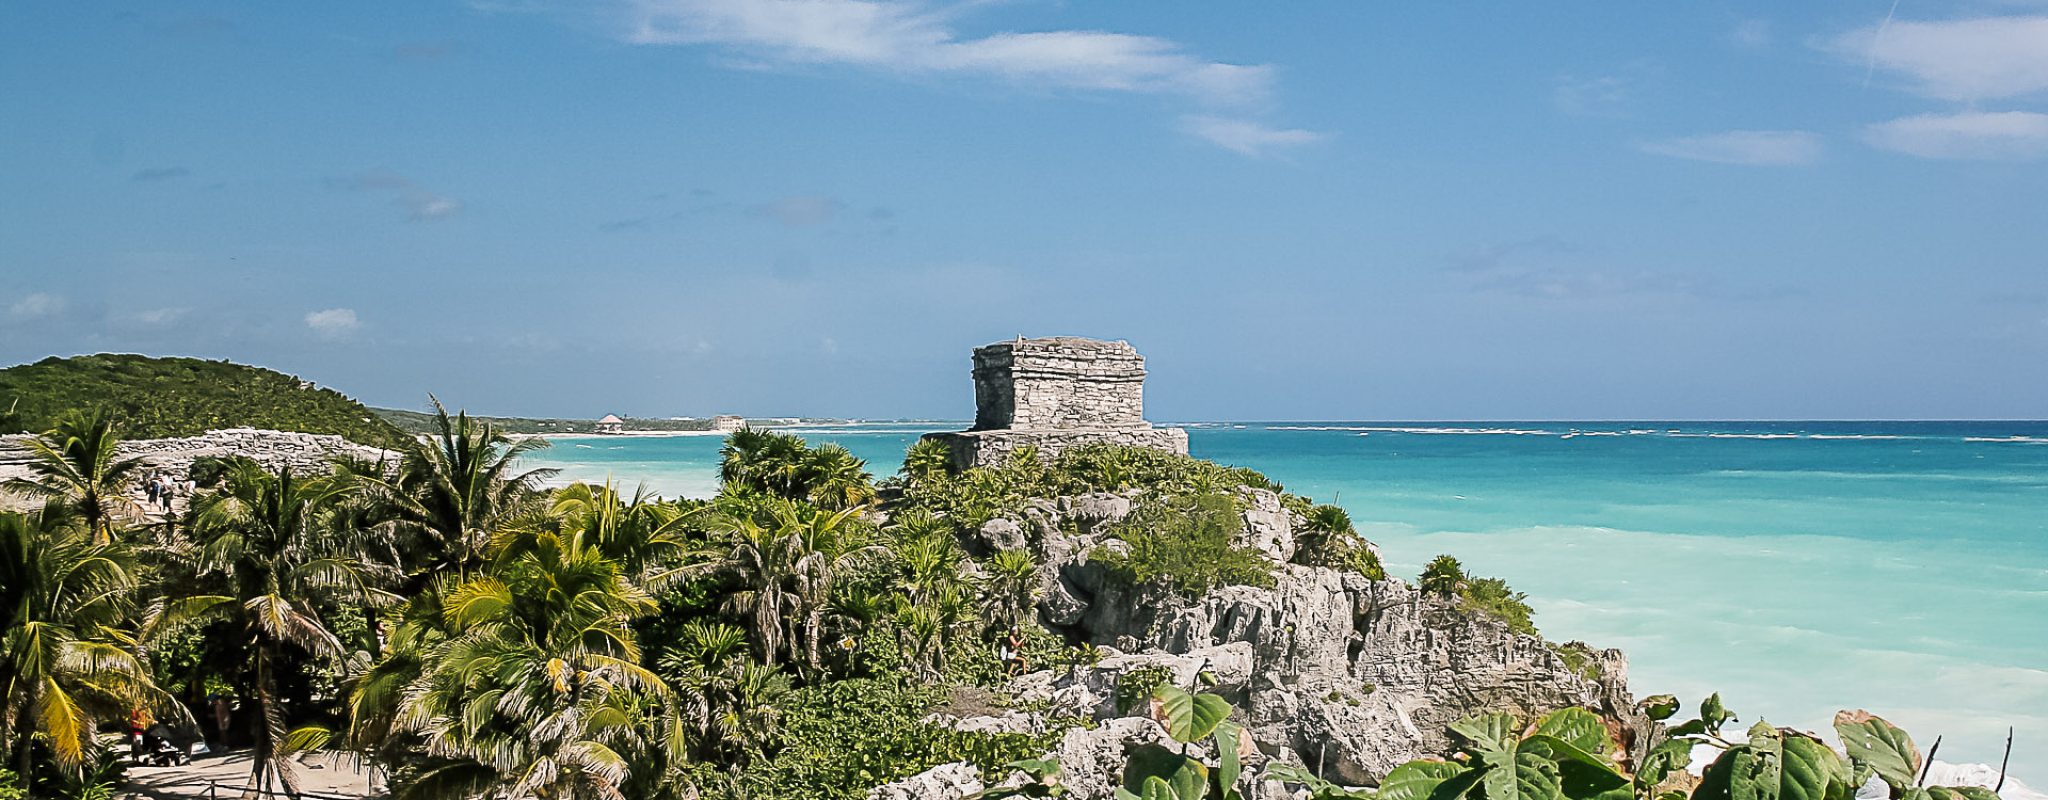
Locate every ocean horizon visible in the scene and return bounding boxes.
[523,419,2048,778]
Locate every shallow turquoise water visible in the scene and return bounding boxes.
[524,421,2048,774]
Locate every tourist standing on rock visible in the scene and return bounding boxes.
[145,471,160,506]
[1001,627,1028,677]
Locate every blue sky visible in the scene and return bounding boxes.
[3,2,2046,420]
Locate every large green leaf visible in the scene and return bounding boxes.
[1694,726,1851,800]
[1126,744,1209,800]
[1214,722,1243,800]
[1154,686,1232,744]
[1700,695,1737,734]
[1832,711,1920,794]
[1481,751,1566,800]
[1138,777,1187,800]
[1528,708,1617,765]
[1639,695,1682,722]
[1452,713,1520,757]
[1378,761,1480,800]
[1925,787,2000,800]
[1637,737,1695,789]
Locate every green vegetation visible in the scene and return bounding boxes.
[717,679,1060,800]
[1258,692,1993,800]
[1294,504,1385,580]
[1421,554,1538,636]
[0,394,2001,800]
[1114,685,1248,800]
[0,354,407,447]
[1093,492,1275,597]
[0,403,1092,799]
[2,409,144,543]
[888,443,1294,532]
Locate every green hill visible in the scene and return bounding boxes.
[0,354,409,448]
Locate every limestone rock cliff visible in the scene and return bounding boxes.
[883,485,1643,799]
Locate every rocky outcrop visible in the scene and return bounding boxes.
[999,485,1641,787]
[0,428,397,480]
[1,428,400,513]
[866,762,985,800]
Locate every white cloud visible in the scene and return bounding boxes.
[625,0,1273,104]
[620,0,1307,154]
[1637,130,1824,166]
[305,308,361,339]
[1731,19,1772,48]
[1823,16,2048,100]
[404,192,462,221]
[132,307,190,325]
[330,170,463,221]
[1181,116,1323,157]
[8,292,65,320]
[1864,110,2048,159]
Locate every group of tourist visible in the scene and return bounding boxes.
[141,469,194,513]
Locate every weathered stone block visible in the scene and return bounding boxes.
[928,336,1188,470]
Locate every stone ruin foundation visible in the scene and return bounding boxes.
[923,337,1188,470]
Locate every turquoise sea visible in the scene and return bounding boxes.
[523,421,2048,775]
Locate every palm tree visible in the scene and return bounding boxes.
[166,462,387,799]
[897,438,954,487]
[799,444,876,511]
[344,399,553,587]
[393,526,669,800]
[0,503,172,778]
[658,621,789,764]
[703,497,882,671]
[983,548,1039,631]
[717,428,807,499]
[3,410,143,544]
[704,500,807,667]
[495,481,709,592]
[785,501,885,671]
[1420,554,1466,596]
[718,430,878,510]
[886,524,979,679]
[892,583,978,681]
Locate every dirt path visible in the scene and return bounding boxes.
[121,751,381,800]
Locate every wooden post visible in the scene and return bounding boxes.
[1918,735,1942,786]
[1997,727,2014,793]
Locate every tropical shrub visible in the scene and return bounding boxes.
[891,444,1305,533]
[1268,695,2006,800]
[1293,504,1386,580]
[1420,554,1537,636]
[1093,492,1275,597]
[717,678,1063,800]
[1116,665,1178,714]
[1116,685,1249,800]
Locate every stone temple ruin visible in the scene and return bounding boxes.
[922,336,1188,470]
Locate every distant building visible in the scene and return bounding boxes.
[595,414,626,434]
[711,415,746,433]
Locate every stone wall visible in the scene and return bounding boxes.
[972,337,1148,431]
[1,428,400,512]
[930,336,1188,470]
